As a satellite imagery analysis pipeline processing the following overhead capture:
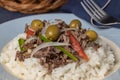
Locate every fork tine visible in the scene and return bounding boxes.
[80,2,94,18]
[86,0,105,18]
[90,0,107,16]
[81,0,101,21]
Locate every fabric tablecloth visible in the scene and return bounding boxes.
[0,0,120,28]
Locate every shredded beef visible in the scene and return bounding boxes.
[33,46,74,72]
[15,19,100,73]
[15,51,31,61]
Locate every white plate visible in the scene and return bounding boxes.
[0,13,120,80]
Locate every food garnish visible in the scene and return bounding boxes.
[45,25,60,41]
[67,31,89,61]
[26,27,35,39]
[86,30,98,41]
[69,19,81,28]
[31,19,44,31]
[18,38,25,51]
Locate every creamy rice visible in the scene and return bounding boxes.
[0,33,116,80]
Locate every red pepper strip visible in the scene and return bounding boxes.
[26,27,35,39]
[67,31,89,61]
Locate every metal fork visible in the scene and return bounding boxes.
[80,0,120,28]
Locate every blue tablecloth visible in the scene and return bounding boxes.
[0,0,120,28]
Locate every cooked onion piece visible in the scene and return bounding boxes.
[31,42,70,57]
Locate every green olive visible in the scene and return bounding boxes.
[69,19,82,28]
[86,30,98,41]
[45,25,60,41]
[31,19,44,31]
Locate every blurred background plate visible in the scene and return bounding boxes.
[0,13,120,80]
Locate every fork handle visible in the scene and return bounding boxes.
[90,19,112,28]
